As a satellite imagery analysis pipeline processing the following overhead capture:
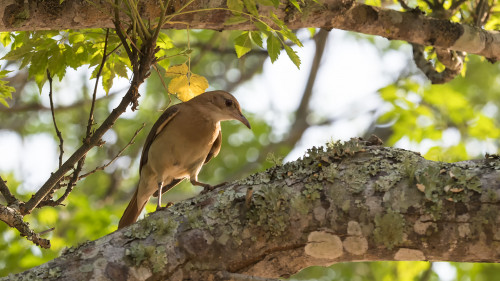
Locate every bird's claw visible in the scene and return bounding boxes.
[156,202,174,211]
[201,181,228,194]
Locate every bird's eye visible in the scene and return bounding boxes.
[225,99,233,107]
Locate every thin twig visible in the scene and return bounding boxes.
[152,64,173,107]
[398,0,412,10]
[113,0,134,62]
[0,176,17,205]
[47,69,64,168]
[449,0,467,11]
[38,227,55,236]
[59,29,112,205]
[78,123,146,180]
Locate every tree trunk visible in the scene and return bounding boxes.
[1,0,500,61]
[4,139,500,281]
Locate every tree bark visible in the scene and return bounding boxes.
[4,139,500,281]
[1,0,500,61]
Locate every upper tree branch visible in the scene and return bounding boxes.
[2,0,500,61]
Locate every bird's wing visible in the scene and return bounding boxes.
[204,129,222,164]
[139,105,180,173]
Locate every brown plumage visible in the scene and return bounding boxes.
[118,90,251,229]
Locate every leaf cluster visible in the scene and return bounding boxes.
[227,0,303,68]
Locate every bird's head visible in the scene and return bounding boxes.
[194,90,251,129]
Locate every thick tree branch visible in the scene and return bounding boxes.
[2,0,500,61]
[5,140,500,280]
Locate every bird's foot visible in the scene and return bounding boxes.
[200,181,228,194]
[156,202,174,211]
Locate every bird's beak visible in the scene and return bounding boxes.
[237,113,251,129]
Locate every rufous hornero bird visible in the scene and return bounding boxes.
[118,90,251,229]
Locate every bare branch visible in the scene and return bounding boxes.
[77,123,145,180]
[0,204,50,248]
[0,176,17,206]
[450,0,467,11]
[397,0,412,11]
[47,70,64,169]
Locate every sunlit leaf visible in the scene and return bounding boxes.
[266,34,281,63]
[0,32,11,47]
[225,15,249,25]
[166,63,209,101]
[250,31,263,48]
[283,44,300,69]
[234,32,252,58]
[289,0,302,12]
[227,0,245,12]
[243,0,259,16]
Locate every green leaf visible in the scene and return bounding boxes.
[234,32,252,58]
[266,34,281,63]
[48,44,67,81]
[243,0,259,16]
[1,44,33,61]
[29,49,49,92]
[227,0,245,12]
[308,28,317,38]
[250,31,263,48]
[283,44,300,69]
[269,12,302,47]
[0,32,11,47]
[0,69,14,108]
[254,22,271,37]
[101,64,114,94]
[289,0,302,11]
[225,15,249,25]
[157,32,174,50]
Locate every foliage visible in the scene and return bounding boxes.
[0,68,14,107]
[377,56,500,161]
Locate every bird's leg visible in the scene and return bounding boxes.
[190,179,213,193]
[156,181,163,210]
[191,179,228,194]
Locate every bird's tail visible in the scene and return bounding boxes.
[118,187,147,229]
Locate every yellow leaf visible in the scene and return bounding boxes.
[168,73,209,102]
[166,63,209,101]
[165,63,188,78]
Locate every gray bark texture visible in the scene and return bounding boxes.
[4,138,500,281]
[2,0,500,61]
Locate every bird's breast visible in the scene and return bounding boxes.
[146,111,219,178]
